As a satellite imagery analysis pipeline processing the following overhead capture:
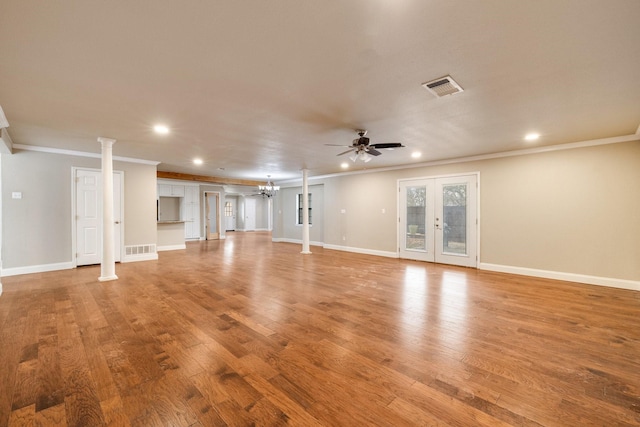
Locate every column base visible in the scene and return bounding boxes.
[98,275,119,282]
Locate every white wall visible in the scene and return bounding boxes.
[235,195,270,231]
[1,149,157,272]
[274,140,640,284]
[273,184,324,244]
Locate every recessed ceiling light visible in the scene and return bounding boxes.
[411,152,422,159]
[193,158,203,165]
[341,162,349,169]
[153,124,169,134]
[524,132,540,141]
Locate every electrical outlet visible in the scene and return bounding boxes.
[12,192,22,199]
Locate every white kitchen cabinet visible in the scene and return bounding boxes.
[158,184,171,197]
[183,185,200,239]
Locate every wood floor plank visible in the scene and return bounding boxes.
[1,231,639,426]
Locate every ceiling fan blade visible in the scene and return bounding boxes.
[370,143,405,149]
[367,147,382,156]
[337,148,356,156]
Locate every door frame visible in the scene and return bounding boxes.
[397,172,480,267]
[204,191,221,240]
[71,167,124,267]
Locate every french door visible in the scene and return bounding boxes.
[399,174,478,267]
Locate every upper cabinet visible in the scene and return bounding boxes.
[158,183,185,197]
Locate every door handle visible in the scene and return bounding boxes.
[114,221,121,224]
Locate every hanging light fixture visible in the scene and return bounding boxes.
[349,147,372,163]
[258,175,280,198]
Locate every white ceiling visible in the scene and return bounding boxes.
[1,1,639,182]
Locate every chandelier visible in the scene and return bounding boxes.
[258,176,280,198]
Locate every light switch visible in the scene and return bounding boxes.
[12,192,22,199]
[340,209,346,214]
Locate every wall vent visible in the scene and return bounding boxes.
[125,244,157,256]
[422,75,464,97]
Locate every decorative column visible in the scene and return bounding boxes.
[301,168,311,254]
[98,137,118,281]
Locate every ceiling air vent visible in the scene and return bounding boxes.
[422,75,464,97]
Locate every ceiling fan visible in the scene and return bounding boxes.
[326,130,405,162]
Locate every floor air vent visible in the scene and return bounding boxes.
[422,75,464,97]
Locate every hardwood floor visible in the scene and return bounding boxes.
[1,231,639,426]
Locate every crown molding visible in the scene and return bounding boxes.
[0,105,9,128]
[279,131,640,184]
[12,143,160,165]
[0,128,13,154]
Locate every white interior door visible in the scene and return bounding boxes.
[76,170,100,265]
[75,169,123,266]
[399,174,477,267]
[113,172,122,262]
[225,198,237,231]
[245,198,256,231]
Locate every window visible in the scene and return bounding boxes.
[224,201,233,217]
[296,193,312,225]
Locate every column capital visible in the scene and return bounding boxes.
[97,137,116,146]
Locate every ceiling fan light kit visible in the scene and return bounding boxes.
[327,130,405,163]
[350,150,372,163]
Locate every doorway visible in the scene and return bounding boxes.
[205,192,220,240]
[74,168,123,266]
[399,174,478,267]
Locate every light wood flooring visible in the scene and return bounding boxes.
[1,231,639,426]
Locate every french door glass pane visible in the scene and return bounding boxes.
[406,186,426,250]
[442,184,467,254]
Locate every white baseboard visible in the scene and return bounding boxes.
[271,239,397,258]
[1,261,74,277]
[323,244,399,259]
[157,244,187,252]
[479,263,640,292]
[272,237,324,247]
[121,253,159,263]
